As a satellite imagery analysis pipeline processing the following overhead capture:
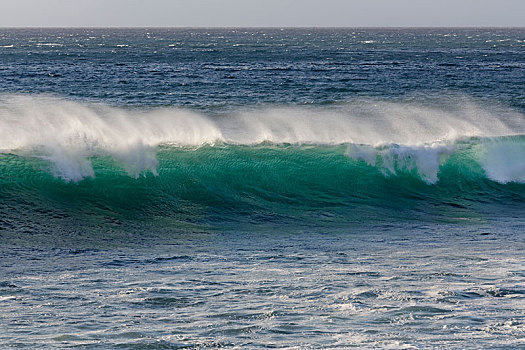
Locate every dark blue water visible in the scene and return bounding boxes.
[1,28,524,108]
[1,28,524,348]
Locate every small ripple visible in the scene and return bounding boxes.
[140,296,203,308]
[482,286,525,298]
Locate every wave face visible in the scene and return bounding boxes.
[1,95,524,233]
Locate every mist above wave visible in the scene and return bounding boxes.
[0,94,523,182]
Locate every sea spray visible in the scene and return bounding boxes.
[1,95,524,182]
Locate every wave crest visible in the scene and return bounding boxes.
[0,94,523,182]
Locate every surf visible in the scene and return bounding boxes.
[1,94,524,183]
[1,94,525,228]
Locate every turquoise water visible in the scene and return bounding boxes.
[1,28,524,348]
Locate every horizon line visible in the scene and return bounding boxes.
[1,25,524,30]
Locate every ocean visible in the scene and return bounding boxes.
[0,28,524,348]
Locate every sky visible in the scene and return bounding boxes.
[1,0,524,28]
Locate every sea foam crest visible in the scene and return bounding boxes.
[0,94,523,182]
[480,137,525,184]
[0,95,221,181]
[346,143,455,184]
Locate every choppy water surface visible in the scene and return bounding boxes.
[2,226,525,349]
[0,28,524,108]
[1,28,525,348]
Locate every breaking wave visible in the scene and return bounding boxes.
[1,94,525,233]
[0,94,523,183]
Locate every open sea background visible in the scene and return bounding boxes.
[1,28,525,348]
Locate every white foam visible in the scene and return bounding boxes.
[0,95,221,181]
[479,138,525,184]
[0,94,523,182]
[347,143,455,184]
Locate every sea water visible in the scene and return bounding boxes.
[0,28,524,348]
